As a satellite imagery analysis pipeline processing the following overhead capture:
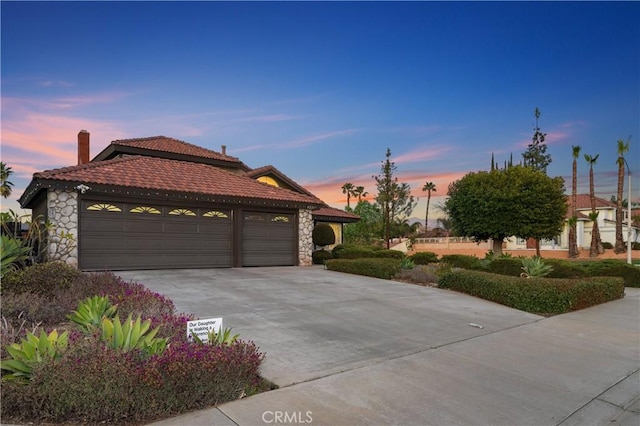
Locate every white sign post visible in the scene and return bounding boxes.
[187,317,223,343]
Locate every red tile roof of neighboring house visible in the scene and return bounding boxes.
[571,194,615,210]
[109,136,242,163]
[35,156,324,205]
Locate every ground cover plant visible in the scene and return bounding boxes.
[0,262,267,425]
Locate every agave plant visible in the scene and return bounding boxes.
[520,256,553,278]
[68,295,118,332]
[100,314,167,355]
[400,257,415,270]
[1,236,30,278]
[1,329,68,382]
[192,327,239,346]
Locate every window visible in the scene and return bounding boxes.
[169,208,196,216]
[86,203,122,212]
[272,215,290,222]
[203,210,229,218]
[257,176,279,187]
[130,206,161,214]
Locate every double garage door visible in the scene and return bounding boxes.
[79,200,296,270]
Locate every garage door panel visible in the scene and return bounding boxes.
[242,211,296,266]
[80,202,233,270]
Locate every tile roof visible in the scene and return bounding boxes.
[570,194,615,210]
[35,156,324,205]
[313,206,360,222]
[110,136,241,163]
[244,165,317,198]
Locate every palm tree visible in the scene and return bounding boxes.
[584,154,604,256]
[341,182,355,208]
[353,186,369,202]
[0,162,14,198]
[422,182,436,233]
[614,138,630,253]
[568,145,581,258]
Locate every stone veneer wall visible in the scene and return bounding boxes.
[47,189,78,267]
[298,208,313,266]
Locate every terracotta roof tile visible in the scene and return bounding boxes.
[313,206,360,221]
[36,156,324,205]
[110,136,241,163]
[571,194,615,210]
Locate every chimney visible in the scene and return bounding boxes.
[78,130,90,165]
[221,145,227,156]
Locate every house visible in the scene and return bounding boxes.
[18,131,358,270]
[505,194,639,251]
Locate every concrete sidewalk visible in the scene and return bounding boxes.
[116,268,640,426]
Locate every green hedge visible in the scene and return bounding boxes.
[312,249,333,265]
[325,258,401,280]
[409,251,439,265]
[337,248,404,260]
[469,257,639,288]
[486,258,523,276]
[439,254,484,270]
[438,270,624,315]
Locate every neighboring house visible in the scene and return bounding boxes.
[18,131,358,270]
[506,194,639,251]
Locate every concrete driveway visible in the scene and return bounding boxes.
[116,267,640,426]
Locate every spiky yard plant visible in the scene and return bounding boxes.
[520,256,554,278]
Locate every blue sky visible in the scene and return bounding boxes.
[2,1,639,220]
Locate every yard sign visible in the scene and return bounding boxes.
[186,317,223,343]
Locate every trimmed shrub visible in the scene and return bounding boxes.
[338,247,376,259]
[544,259,589,279]
[312,249,333,265]
[331,244,350,258]
[326,258,401,280]
[1,262,82,296]
[439,254,484,270]
[486,258,523,276]
[580,259,640,287]
[410,251,439,265]
[438,269,624,314]
[373,249,405,260]
[312,223,335,247]
[602,242,613,250]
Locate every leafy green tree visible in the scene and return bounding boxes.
[343,201,383,244]
[1,162,14,198]
[341,182,355,208]
[584,153,604,256]
[614,138,630,253]
[373,148,417,248]
[444,165,566,256]
[421,182,436,232]
[568,145,581,258]
[522,108,552,173]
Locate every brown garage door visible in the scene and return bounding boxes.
[80,201,232,270]
[242,212,296,266]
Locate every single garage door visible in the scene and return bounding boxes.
[80,201,232,270]
[242,212,296,266]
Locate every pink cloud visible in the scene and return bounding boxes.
[393,145,453,165]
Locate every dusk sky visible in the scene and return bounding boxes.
[2,1,639,220]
